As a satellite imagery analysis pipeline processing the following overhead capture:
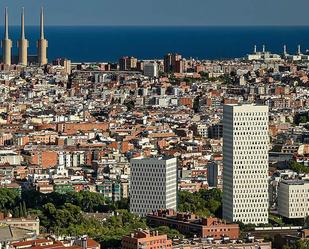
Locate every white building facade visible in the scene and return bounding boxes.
[278,180,309,219]
[223,104,269,224]
[130,157,177,216]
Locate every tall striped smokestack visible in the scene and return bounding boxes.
[18,7,29,66]
[37,7,48,65]
[2,7,12,66]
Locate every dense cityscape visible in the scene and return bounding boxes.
[1,5,309,249]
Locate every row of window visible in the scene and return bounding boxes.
[131,167,167,172]
[233,136,268,141]
[234,111,268,116]
[234,125,267,130]
[234,203,267,208]
[233,196,268,201]
[233,181,268,186]
[235,218,268,223]
[290,189,309,193]
[234,173,267,178]
[234,155,268,159]
[234,209,268,214]
[131,178,166,183]
[131,203,165,207]
[234,161,268,166]
[234,145,267,150]
[288,194,309,198]
[132,173,166,177]
[234,190,268,195]
[233,169,267,174]
[234,141,267,145]
[234,131,268,136]
[131,190,165,195]
[288,203,309,207]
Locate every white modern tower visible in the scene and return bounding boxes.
[130,157,177,217]
[2,7,12,66]
[223,104,269,225]
[37,7,48,65]
[18,8,29,66]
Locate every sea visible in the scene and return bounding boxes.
[2,26,309,63]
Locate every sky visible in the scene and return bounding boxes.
[0,0,308,26]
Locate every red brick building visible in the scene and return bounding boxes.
[122,230,172,249]
[147,210,239,240]
[56,122,109,134]
[24,150,58,169]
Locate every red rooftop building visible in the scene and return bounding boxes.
[146,209,239,240]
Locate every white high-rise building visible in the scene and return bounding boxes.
[223,104,269,225]
[130,157,177,217]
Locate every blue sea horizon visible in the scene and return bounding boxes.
[0,25,308,63]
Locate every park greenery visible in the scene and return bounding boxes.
[283,240,309,249]
[294,112,309,125]
[0,189,184,247]
[4,188,309,247]
[0,188,28,217]
[178,188,222,218]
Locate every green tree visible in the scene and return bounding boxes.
[198,71,209,79]
[193,96,200,113]
[0,188,20,212]
[295,240,309,249]
[19,202,24,217]
[290,161,309,174]
[22,201,27,217]
[124,100,135,112]
[178,189,222,218]
[154,226,184,239]
[282,245,292,249]
[13,206,20,218]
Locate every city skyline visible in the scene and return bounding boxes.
[0,0,308,26]
[0,1,309,249]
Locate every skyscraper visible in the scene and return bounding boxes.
[37,7,48,66]
[2,8,12,66]
[223,104,269,225]
[18,8,29,66]
[130,157,177,217]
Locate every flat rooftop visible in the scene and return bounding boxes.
[281,179,309,185]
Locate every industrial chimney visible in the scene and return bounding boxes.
[18,7,29,66]
[2,7,12,66]
[37,7,48,65]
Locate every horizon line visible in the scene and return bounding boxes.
[1,24,309,27]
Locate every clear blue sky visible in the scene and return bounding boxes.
[0,0,308,26]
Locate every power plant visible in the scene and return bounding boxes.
[1,7,48,66]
